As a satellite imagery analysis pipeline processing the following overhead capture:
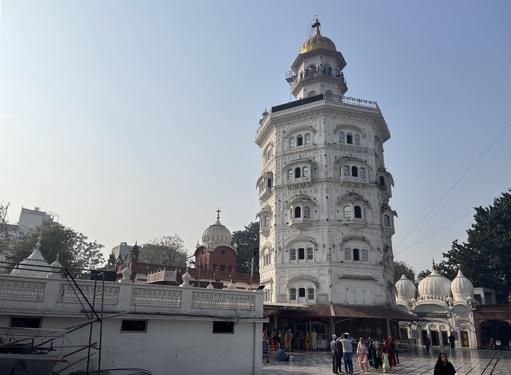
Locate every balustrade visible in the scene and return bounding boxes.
[192,290,256,311]
[131,287,182,307]
[58,283,120,305]
[0,278,46,302]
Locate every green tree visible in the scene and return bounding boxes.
[394,261,416,283]
[138,234,187,267]
[436,190,511,302]
[232,222,260,273]
[6,222,105,270]
[0,202,10,256]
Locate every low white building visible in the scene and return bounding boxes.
[0,248,265,375]
[395,267,477,349]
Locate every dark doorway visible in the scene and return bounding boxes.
[480,320,511,348]
[431,331,440,346]
[441,331,448,346]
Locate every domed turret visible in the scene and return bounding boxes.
[395,274,416,305]
[418,268,451,300]
[300,24,336,54]
[10,237,52,278]
[201,210,232,247]
[451,268,474,302]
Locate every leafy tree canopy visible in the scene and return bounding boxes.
[417,190,511,302]
[6,222,104,270]
[232,221,259,273]
[394,261,415,283]
[138,234,187,267]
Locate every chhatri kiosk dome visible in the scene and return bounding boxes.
[394,265,477,348]
[194,210,237,273]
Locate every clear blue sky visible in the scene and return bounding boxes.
[1,1,510,273]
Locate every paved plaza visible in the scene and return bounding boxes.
[262,350,511,375]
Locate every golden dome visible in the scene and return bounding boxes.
[300,31,336,54]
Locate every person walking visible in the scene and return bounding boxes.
[311,329,318,351]
[394,337,400,365]
[448,333,456,350]
[271,331,279,352]
[340,333,354,374]
[284,329,293,351]
[357,337,369,372]
[304,331,310,351]
[330,335,342,374]
[424,334,431,353]
[433,352,456,375]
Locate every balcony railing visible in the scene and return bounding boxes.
[0,274,263,319]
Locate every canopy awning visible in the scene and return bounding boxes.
[264,303,423,321]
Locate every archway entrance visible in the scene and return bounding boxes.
[480,320,511,348]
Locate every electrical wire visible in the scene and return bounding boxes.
[395,120,511,251]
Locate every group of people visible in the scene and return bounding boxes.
[271,328,318,353]
[487,337,510,350]
[330,335,401,374]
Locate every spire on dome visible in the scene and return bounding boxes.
[216,209,221,223]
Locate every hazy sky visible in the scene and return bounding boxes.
[1,1,510,273]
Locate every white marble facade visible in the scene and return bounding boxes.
[256,21,396,307]
[395,269,477,348]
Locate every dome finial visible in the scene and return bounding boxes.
[311,17,321,36]
[216,208,221,222]
[432,258,436,270]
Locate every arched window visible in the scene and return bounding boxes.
[344,248,352,261]
[351,166,358,177]
[287,169,293,181]
[294,167,301,178]
[346,133,353,144]
[302,166,310,178]
[267,178,272,188]
[384,214,391,227]
[303,206,310,219]
[304,133,311,145]
[360,167,366,179]
[339,131,345,144]
[289,288,297,300]
[306,247,313,260]
[308,288,315,300]
[343,165,350,177]
[354,206,362,219]
[289,137,295,148]
[298,288,306,297]
[379,176,385,186]
[362,249,369,262]
[298,248,305,260]
[354,133,360,145]
[343,206,353,219]
[294,206,302,218]
[308,90,316,97]
[289,248,296,261]
[353,248,360,261]
[297,135,303,146]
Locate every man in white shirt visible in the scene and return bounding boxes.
[339,333,354,374]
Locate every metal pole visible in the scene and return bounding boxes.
[98,272,105,371]
[86,277,97,374]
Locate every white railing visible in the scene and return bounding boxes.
[131,287,181,307]
[192,290,256,311]
[0,275,263,318]
[58,283,120,305]
[0,278,46,302]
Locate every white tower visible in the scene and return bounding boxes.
[256,20,396,306]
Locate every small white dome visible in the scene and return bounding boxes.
[418,269,451,299]
[451,269,474,302]
[395,274,416,300]
[10,238,52,278]
[50,253,62,268]
[201,211,232,247]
